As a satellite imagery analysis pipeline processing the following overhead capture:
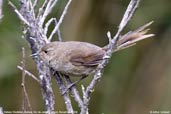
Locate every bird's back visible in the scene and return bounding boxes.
[49,41,105,76]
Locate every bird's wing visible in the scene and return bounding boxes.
[70,50,105,67]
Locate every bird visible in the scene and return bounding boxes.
[38,22,154,77]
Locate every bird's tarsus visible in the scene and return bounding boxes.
[62,75,87,95]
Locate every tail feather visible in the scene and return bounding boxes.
[104,21,155,52]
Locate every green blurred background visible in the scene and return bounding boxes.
[0,0,171,114]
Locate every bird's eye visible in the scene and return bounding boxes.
[44,50,48,54]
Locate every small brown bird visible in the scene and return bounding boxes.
[39,22,154,77]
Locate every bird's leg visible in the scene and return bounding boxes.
[62,75,87,95]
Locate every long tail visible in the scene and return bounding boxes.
[103,21,155,52]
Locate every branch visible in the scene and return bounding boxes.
[21,47,33,114]
[33,0,38,9]
[44,18,56,35]
[21,47,26,113]
[0,0,3,21]
[81,0,141,113]
[8,1,30,26]
[53,71,74,113]
[10,0,55,113]
[48,0,72,41]
[0,107,3,114]
[17,66,40,83]
[119,0,140,31]
[63,75,83,108]
[44,18,62,41]
[39,0,59,27]
[54,19,62,41]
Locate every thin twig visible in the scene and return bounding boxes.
[28,0,36,19]
[21,47,33,114]
[44,18,62,41]
[0,0,3,21]
[80,0,141,114]
[37,0,48,18]
[48,0,72,41]
[17,66,40,83]
[0,107,3,114]
[44,18,55,35]
[54,19,62,41]
[53,71,74,114]
[33,0,38,9]
[21,47,26,114]
[40,0,59,27]
[8,1,30,26]
[63,75,83,108]
[119,0,140,31]
[41,0,54,24]
[41,0,49,10]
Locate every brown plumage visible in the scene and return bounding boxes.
[39,22,154,76]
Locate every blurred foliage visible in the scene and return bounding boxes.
[0,0,171,114]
